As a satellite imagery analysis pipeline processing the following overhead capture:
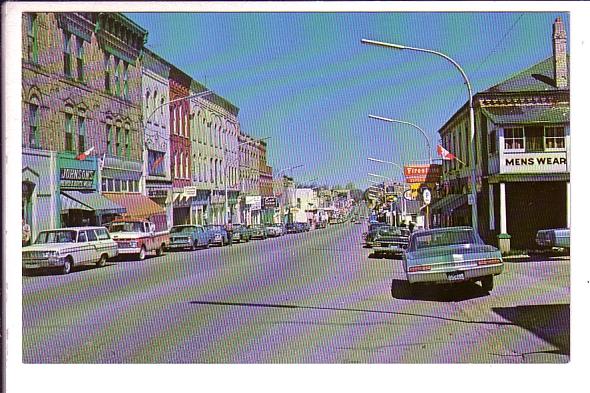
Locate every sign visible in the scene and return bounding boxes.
[60,168,95,189]
[245,196,262,210]
[422,189,432,205]
[148,189,168,199]
[403,189,416,201]
[183,186,197,197]
[263,197,278,208]
[404,164,442,183]
[500,152,568,174]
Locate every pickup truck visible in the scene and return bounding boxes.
[108,218,169,260]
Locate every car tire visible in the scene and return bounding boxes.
[206,241,211,249]
[481,276,494,292]
[61,257,72,275]
[156,244,164,256]
[191,241,198,251]
[138,246,146,261]
[96,254,107,267]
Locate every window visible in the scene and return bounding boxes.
[152,91,158,124]
[210,158,213,183]
[488,130,497,154]
[174,153,178,179]
[96,228,110,240]
[545,126,565,149]
[114,59,120,96]
[101,178,107,192]
[116,126,122,156]
[65,113,74,151]
[106,124,113,155]
[104,52,111,92]
[123,62,129,99]
[63,31,72,77]
[78,231,87,243]
[185,154,189,179]
[504,127,524,150]
[121,179,128,192]
[171,105,176,135]
[77,116,86,153]
[107,178,114,191]
[29,103,40,148]
[145,91,151,121]
[125,128,130,158]
[27,13,38,63]
[76,37,84,82]
[114,179,121,192]
[86,230,97,242]
[525,126,544,152]
[179,152,184,179]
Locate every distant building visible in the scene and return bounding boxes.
[433,17,569,250]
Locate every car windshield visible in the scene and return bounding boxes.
[378,227,409,236]
[170,226,196,234]
[206,225,223,231]
[109,222,143,233]
[410,229,482,251]
[35,230,78,244]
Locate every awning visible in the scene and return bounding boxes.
[429,194,468,214]
[103,192,165,219]
[61,191,126,215]
[481,105,569,125]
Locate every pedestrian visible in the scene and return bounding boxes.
[22,218,31,247]
[225,220,233,246]
[409,221,415,233]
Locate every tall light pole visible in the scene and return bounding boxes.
[368,114,432,164]
[361,38,478,233]
[224,136,270,224]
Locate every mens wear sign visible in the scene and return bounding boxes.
[500,152,568,174]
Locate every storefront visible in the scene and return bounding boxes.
[243,195,262,225]
[103,192,168,232]
[146,183,172,228]
[190,189,210,226]
[172,188,192,225]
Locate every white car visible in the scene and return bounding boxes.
[22,227,118,274]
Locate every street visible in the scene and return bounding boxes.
[22,222,569,363]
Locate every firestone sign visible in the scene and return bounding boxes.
[404,164,442,184]
[500,152,568,174]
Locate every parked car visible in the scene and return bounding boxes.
[108,218,169,260]
[168,225,211,250]
[284,223,297,234]
[266,223,284,237]
[316,220,327,229]
[22,227,118,274]
[205,225,230,246]
[249,224,268,240]
[403,226,504,292]
[231,224,251,243]
[363,222,390,247]
[371,227,411,258]
[535,228,570,252]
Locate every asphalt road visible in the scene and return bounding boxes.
[22,222,570,363]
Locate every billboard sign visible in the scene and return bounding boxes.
[262,197,278,208]
[245,196,262,210]
[404,164,442,183]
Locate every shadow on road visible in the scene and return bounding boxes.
[189,299,514,327]
[492,304,570,355]
[390,279,489,302]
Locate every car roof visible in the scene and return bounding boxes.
[110,218,146,223]
[411,226,474,235]
[39,226,106,231]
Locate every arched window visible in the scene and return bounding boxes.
[77,109,86,154]
[185,153,189,180]
[179,151,184,179]
[174,152,178,179]
[145,91,151,120]
[152,91,158,123]
[27,13,39,64]
[28,96,40,148]
[210,158,214,183]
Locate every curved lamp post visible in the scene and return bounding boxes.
[368,115,432,164]
[361,38,478,233]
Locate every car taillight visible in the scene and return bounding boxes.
[408,265,431,273]
[477,258,501,266]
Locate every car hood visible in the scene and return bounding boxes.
[23,243,80,253]
[406,244,500,261]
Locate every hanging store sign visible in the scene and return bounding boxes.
[60,168,96,189]
[148,189,168,199]
[404,164,442,184]
[262,197,278,208]
[183,186,197,197]
[245,196,262,210]
[500,152,568,174]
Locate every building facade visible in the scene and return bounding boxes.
[434,17,570,250]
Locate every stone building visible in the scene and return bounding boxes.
[22,12,146,236]
[433,17,569,250]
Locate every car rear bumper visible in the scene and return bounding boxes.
[406,264,504,284]
[117,247,142,254]
[373,246,405,255]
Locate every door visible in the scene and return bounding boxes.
[76,230,92,264]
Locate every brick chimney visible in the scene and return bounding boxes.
[552,16,568,89]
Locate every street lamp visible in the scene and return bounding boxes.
[224,136,271,224]
[361,38,478,233]
[368,114,432,164]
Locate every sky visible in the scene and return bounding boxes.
[126,11,570,189]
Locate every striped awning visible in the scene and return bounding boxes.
[61,191,126,215]
[60,193,92,213]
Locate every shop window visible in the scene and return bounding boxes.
[76,37,84,82]
[524,126,544,152]
[65,113,74,151]
[545,126,565,149]
[77,116,86,154]
[27,13,38,64]
[29,102,40,148]
[504,127,524,150]
[104,51,111,92]
[63,31,72,78]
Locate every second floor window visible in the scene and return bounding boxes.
[77,116,86,153]
[65,113,74,151]
[114,60,121,96]
[545,126,565,149]
[504,127,524,150]
[123,62,129,99]
[76,37,84,82]
[27,13,38,64]
[29,103,40,148]
[116,126,122,156]
[104,52,111,92]
[106,124,113,155]
[125,129,130,158]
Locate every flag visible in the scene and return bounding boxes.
[150,153,165,173]
[437,144,456,160]
[75,146,94,160]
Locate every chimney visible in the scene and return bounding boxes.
[552,16,568,89]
